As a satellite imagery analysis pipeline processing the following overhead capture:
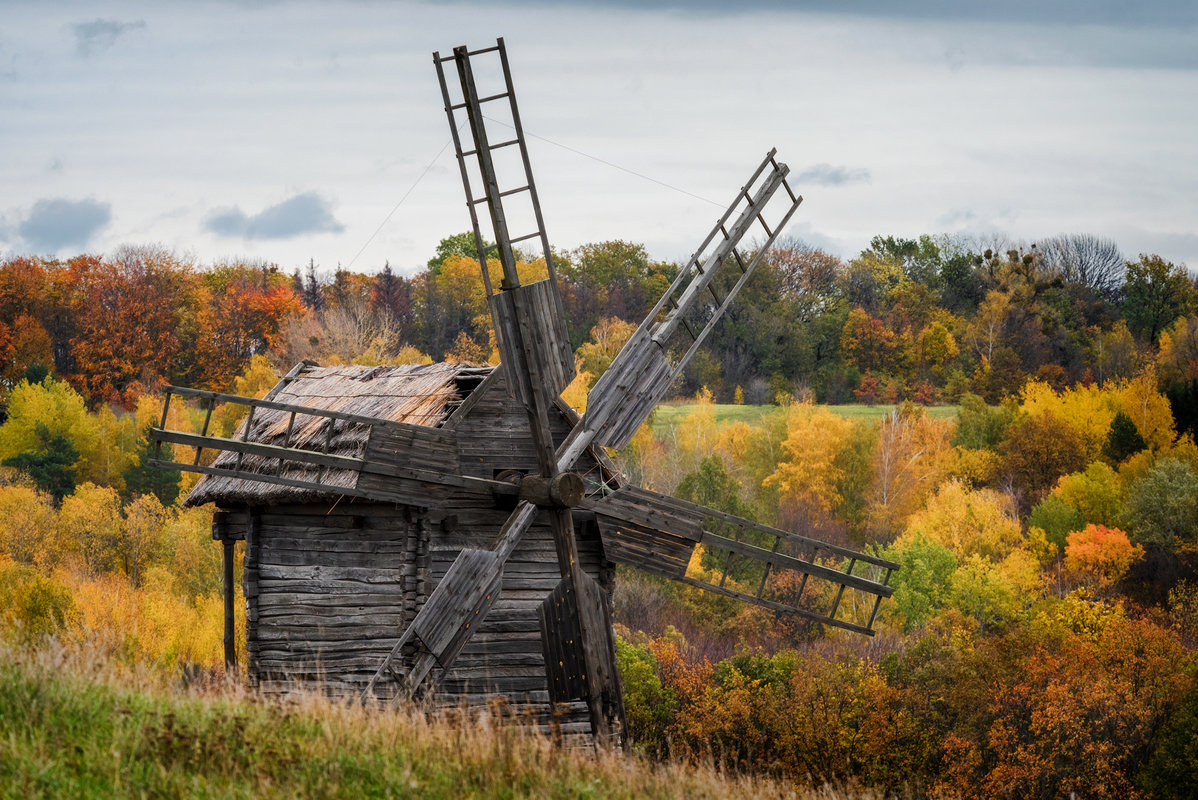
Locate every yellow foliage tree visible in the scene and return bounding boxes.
[155,506,222,599]
[0,486,57,567]
[0,377,131,488]
[900,479,1023,561]
[673,387,719,470]
[560,358,593,415]
[1019,370,1175,460]
[58,482,123,576]
[1115,367,1175,450]
[764,402,854,516]
[120,493,168,587]
[444,330,491,365]
[436,254,550,346]
[393,344,433,365]
[1020,380,1116,462]
[867,406,953,539]
[1156,315,1198,382]
[576,317,637,379]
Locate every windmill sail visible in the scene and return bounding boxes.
[431,38,617,743]
[557,152,803,468]
[148,382,513,507]
[586,487,898,636]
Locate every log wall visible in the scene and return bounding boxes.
[219,377,617,740]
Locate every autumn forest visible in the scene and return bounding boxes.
[1,230,1197,798]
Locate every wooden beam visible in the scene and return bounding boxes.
[675,577,876,636]
[160,384,442,436]
[150,431,519,498]
[697,530,894,598]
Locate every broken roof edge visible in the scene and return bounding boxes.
[183,360,495,508]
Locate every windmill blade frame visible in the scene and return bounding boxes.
[430,38,619,743]
[585,486,899,636]
[557,150,803,465]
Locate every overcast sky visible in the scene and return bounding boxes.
[2,1,1196,277]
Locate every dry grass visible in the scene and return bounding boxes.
[0,640,883,799]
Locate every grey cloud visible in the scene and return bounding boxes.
[204,192,345,240]
[69,19,146,58]
[17,197,112,252]
[489,0,1198,27]
[795,164,871,187]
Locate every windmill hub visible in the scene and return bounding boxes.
[517,471,585,509]
[495,469,584,508]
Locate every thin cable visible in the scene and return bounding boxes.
[482,114,724,209]
[344,136,456,270]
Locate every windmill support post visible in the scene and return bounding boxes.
[222,537,236,672]
[212,509,244,674]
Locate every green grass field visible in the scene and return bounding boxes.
[650,402,958,435]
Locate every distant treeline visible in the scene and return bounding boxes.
[1,231,1195,411]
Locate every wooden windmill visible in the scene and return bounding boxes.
[150,39,898,745]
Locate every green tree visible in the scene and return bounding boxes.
[882,535,958,630]
[952,393,1017,451]
[615,636,677,755]
[1123,254,1196,342]
[1139,677,1198,800]
[1028,495,1086,554]
[1,422,79,502]
[1055,462,1123,527]
[948,554,1027,632]
[676,455,765,581]
[426,231,488,273]
[1122,457,1198,549]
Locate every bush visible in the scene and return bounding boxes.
[0,560,75,643]
[615,636,677,755]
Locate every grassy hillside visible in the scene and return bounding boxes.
[0,645,875,800]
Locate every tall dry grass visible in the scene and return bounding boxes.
[0,639,883,800]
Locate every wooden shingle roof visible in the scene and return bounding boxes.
[185,361,492,506]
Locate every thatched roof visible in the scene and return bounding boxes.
[185,362,492,507]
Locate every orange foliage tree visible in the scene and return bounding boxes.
[1063,524,1143,586]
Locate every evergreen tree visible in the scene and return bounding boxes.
[2,422,79,502]
[22,362,49,385]
[302,259,324,312]
[1104,410,1147,463]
